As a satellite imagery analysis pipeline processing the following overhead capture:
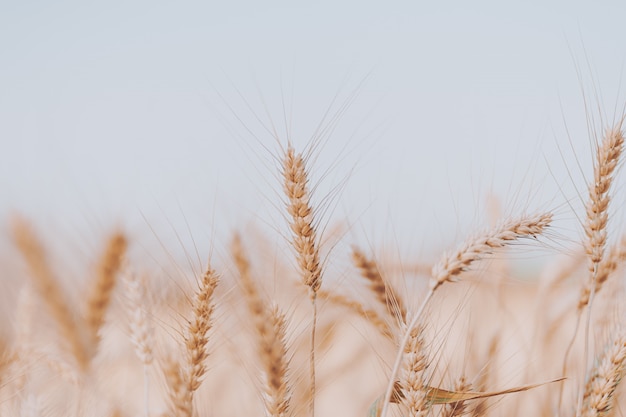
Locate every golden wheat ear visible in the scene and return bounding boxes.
[281,144,323,417]
[230,233,292,417]
[85,232,127,356]
[351,246,406,324]
[166,265,219,417]
[11,216,88,370]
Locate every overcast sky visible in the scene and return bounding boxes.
[2,1,626,264]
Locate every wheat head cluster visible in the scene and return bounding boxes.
[1,109,626,417]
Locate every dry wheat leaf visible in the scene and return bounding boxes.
[369,377,565,417]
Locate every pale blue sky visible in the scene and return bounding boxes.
[2,1,626,261]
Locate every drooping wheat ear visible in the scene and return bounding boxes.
[85,232,127,353]
[167,265,219,417]
[231,234,292,417]
[11,217,88,370]
[282,145,322,295]
[380,212,552,417]
[122,265,153,417]
[441,377,472,417]
[399,324,429,417]
[318,289,393,339]
[578,235,626,310]
[431,212,553,291]
[262,305,291,417]
[581,332,626,417]
[583,126,624,277]
[282,144,322,417]
[352,246,406,322]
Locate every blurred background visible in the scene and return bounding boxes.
[2,0,626,265]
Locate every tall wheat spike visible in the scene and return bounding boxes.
[282,144,322,417]
[231,234,291,417]
[167,265,219,417]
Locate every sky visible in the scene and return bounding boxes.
[2,1,626,265]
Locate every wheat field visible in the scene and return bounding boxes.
[1,106,626,417]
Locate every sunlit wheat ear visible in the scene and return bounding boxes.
[582,125,624,277]
[282,145,322,295]
[281,144,323,417]
[380,212,552,417]
[581,331,626,417]
[578,234,626,310]
[231,233,265,322]
[399,324,429,417]
[11,217,88,370]
[85,232,127,355]
[430,212,553,291]
[230,233,292,417]
[352,246,406,323]
[318,289,393,339]
[262,305,291,417]
[166,265,219,417]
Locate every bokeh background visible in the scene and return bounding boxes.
[2,0,626,263]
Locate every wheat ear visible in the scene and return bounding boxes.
[122,266,153,417]
[578,235,626,310]
[574,124,625,417]
[282,144,322,417]
[352,246,406,323]
[581,332,626,417]
[11,217,88,370]
[318,290,393,339]
[380,212,552,417]
[583,125,624,277]
[85,232,127,354]
[399,324,429,417]
[262,305,291,417]
[231,233,265,324]
[231,234,291,417]
[167,265,219,417]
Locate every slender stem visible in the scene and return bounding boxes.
[576,268,598,417]
[143,364,150,417]
[310,293,317,417]
[380,288,434,417]
[557,310,582,416]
